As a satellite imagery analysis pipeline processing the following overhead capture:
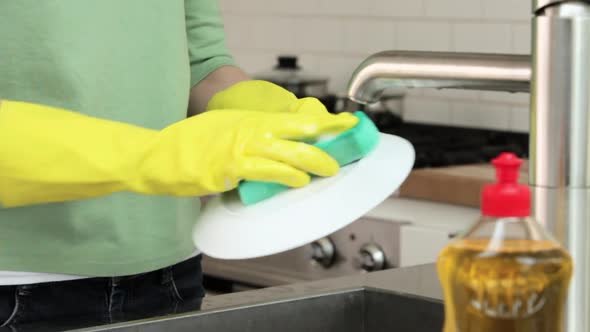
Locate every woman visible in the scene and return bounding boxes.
[0,1,356,330]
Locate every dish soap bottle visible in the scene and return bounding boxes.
[437,153,573,332]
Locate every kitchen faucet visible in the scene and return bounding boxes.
[347,1,590,331]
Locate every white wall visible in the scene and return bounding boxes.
[218,0,531,132]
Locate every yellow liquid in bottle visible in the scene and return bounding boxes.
[437,239,573,332]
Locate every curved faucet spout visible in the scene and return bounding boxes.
[346,51,531,104]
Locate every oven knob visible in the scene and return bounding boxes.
[310,237,335,268]
[358,243,386,272]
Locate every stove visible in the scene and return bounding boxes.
[203,111,528,293]
[367,111,529,168]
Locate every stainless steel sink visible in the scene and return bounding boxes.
[70,265,443,332]
[88,288,442,332]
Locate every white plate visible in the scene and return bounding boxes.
[193,133,415,260]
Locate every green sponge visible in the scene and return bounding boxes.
[238,111,380,205]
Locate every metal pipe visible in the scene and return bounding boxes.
[531,1,590,331]
[346,51,530,104]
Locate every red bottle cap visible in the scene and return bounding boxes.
[481,152,531,217]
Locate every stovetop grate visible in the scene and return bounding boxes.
[366,112,528,168]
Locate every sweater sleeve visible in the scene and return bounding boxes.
[185,0,236,88]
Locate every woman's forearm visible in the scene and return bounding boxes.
[188,65,250,116]
[0,100,156,207]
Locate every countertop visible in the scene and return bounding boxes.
[201,263,441,311]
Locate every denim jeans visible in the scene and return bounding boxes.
[0,255,205,332]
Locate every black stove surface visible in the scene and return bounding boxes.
[366,111,529,169]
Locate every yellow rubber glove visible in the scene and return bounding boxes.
[0,100,358,207]
[207,80,328,115]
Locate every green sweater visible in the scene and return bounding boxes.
[0,0,235,276]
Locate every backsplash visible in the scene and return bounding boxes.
[218,0,531,132]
